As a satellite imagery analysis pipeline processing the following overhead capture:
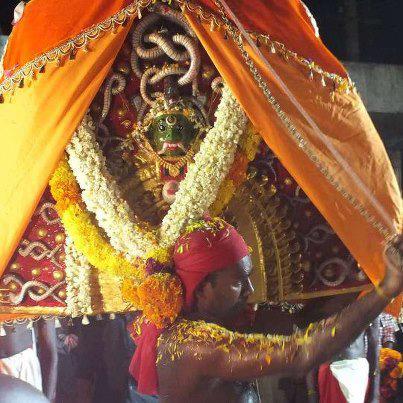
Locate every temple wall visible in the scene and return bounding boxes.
[345,61,403,114]
[0,35,6,54]
[344,62,403,189]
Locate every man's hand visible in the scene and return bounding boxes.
[63,334,79,353]
[379,234,403,299]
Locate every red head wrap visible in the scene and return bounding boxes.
[174,218,249,310]
[130,218,249,395]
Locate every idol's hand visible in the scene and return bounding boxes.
[379,234,403,299]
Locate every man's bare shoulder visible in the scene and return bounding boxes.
[158,319,213,363]
[157,319,235,366]
[157,318,275,365]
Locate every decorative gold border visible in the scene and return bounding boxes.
[0,303,136,317]
[177,0,222,28]
[1,0,353,99]
[214,0,394,243]
[285,284,372,301]
[0,305,66,315]
[178,0,353,93]
[253,33,353,93]
[0,0,156,97]
[0,315,59,327]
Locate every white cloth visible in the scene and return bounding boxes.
[330,357,369,403]
[0,347,43,391]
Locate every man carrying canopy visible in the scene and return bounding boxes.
[128,218,403,402]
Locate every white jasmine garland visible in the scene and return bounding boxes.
[64,236,92,317]
[65,83,246,260]
[67,116,156,259]
[159,84,247,246]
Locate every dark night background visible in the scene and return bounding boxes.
[304,0,403,64]
[1,0,403,64]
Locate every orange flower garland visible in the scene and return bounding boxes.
[210,123,260,216]
[122,273,183,329]
[49,157,147,281]
[379,348,403,399]
[49,120,259,326]
[49,156,82,212]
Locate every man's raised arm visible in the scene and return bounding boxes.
[172,237,402,381]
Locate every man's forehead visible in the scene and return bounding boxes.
[228,255,252,276]
[239,255,252,273]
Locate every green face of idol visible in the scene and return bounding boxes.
[147,113,197,157]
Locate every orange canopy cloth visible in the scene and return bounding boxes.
[0,1,137,323]
[0,0,401,317]
[184,1,402,312]
[2,0,134,74]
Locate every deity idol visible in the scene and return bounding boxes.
[125,79,208,205]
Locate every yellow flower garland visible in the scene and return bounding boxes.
[209,180,237,216]
[50,120,261,325]
[210,123,260,216]
[239,123,262,160]
[50,158,146,281]
[144,247,171,265]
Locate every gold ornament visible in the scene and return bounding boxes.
[132,129,201,179]
[10,262,20,271]
[117,108,127,117]
[53,270,64,281]
[8,282,18,291]
[38,228,48,238]
[31,268,41,277]
[55,233,65,243]
[57,290,66,299]
[122,119,133,129]
[116,62,130,75]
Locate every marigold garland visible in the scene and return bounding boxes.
[210,122,261,216]
[239,123,262,161]
[122,273,183,329]
[210,180,237,216]
[50,159,146,281]
[50,85,257,327]
[379,347,403,399]
[67,115,157,260]
[144,247,172,265]
[380,348,402,365]
[49,157,82,212]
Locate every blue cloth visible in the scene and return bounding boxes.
[126,378,158,403]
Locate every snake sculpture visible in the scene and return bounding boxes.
[131,4,202,117]
[96,5,209,151]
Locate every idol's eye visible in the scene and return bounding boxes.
[158,123,166,132]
